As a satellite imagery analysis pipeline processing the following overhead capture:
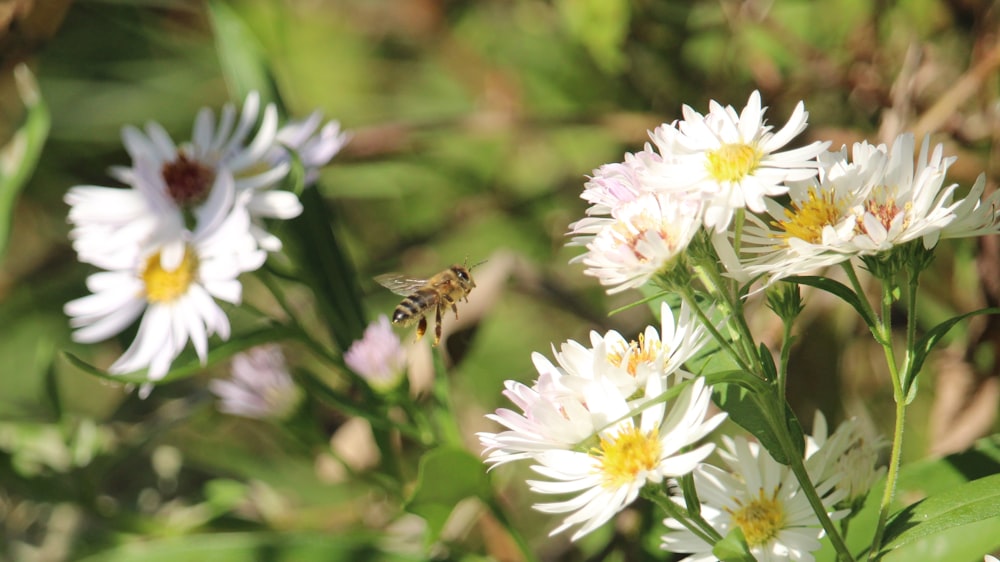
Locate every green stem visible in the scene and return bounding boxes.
[645,487,722,545]
[776,319,794,404]
[840,262,885,345]
[868,397,905,560]
[675,284,755,375]
[694,257,758,366]
[869,269,920,559]
[770,404,855,562]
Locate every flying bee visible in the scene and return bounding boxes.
[375,262,480,346]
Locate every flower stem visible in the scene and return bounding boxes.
[771,407,855,562]
[868,396,905,560]
[676,284,755,375]
[645,487,722,545]
[869,267,920,558]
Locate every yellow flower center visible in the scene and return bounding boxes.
[162,153,216,207]
[706,143,762,183]
[142,248,198,303]
[728,487,785,547]
[773,187,844,244]
[607,334,663,377]
[595,426,661,488]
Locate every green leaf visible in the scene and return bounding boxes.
[879,473,1000,556]
[0,65,50,262]
[786,276,878,336]
[283,185,368,352]
[905,307,1000,399]
[59,325,296,385]
[406,447,492,540]
[207,0,279,105]
[758,342,777,381]
[709,371,803,465]
[713,526,755,562]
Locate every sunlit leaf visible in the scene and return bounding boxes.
[713,526,755,562]
[709,371,804,465]
[879,473,1000,556]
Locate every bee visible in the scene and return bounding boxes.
[375,262,479,346]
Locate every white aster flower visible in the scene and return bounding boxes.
[727,142,879,284]
[210,344,302,420]
[64,178,266,385]
[479,303,713,467]
[561,301,710,397]
[646,90,829,232]
[662,436,847,562]
[804,412,885,507]
[572,192,703,293]
[479,353,617,468]
[527,376,725,541]
[344,315,407,392]
[111,91,296,252]
[732,133,999,286]
[271,111,351,186]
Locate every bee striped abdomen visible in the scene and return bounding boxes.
[392,289,439,326]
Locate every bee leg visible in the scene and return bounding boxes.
[451,302,459,319]
[415,316,427,341]
[433,304,444,346]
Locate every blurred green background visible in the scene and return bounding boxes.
[1,0,999,560]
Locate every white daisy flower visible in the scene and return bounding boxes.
[110,91,295,252]
[727,142,879,283]
[479,302,713,467]
[527,376,725,541]
[731,134,1000,286]
[344,315,407,392]
[572,192,703,293]
[479,352,615,468]
[661,436,847,562]
[804,412,885,506]
[271,111,351,186]
[64,175,266,384]
[645,90,829,232]
[845,134,963,253]
[560,301,710,397]
[210,344,302,420]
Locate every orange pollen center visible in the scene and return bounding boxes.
[856,194,909,235]
[162,153,216,207]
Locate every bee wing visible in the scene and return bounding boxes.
[375,273,428,296]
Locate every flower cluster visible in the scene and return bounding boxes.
[568,90,1000,292]
[662,413,883,562]
[64,92,349,389]
[478,302,727,540]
